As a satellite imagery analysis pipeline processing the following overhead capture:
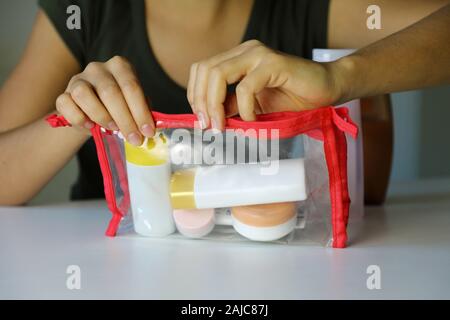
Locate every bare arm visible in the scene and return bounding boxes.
[328,0,450,48]
[0,11,87,205]
[1,8,157,205]
[331,4,450,103]
[185,4,450,129]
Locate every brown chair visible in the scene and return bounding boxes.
[360,94,393,205]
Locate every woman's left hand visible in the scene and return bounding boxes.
[187,39,343,130]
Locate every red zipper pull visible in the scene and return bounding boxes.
[45,114,71,127]
[332,108,358,139]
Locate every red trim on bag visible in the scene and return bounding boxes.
[153,109,329,139]
[90,126,123,236]
[332,108,355,228]
[107,136,130,215]
[46,107,336,137]
[322,111,347,248]
[46,106,358,247]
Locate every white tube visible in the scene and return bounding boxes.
[196,158,306,208]
[170,158,307,209]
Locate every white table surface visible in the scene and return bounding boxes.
[1,179,450,299]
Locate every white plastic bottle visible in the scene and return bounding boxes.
[170,158,307,209]
[125,133,176,237]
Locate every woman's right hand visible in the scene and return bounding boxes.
[56,56,154,146]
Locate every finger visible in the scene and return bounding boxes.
[107,58,155,137]
[192,62,211,129]
[201,39,263,68]
[68,79,117,130]
[191,40,262,129]
[206,67,226,130]
[187,62,198,111]
[235,66,272,121]
[187,40,260,108]
[56,92,93,129]
[205,52,259,128]
[89,70,143,146]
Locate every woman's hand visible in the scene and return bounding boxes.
[56,56,155,145]
[187,40,343,130]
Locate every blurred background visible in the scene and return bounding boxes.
[1,1,449,204]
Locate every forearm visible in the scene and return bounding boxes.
[331,4,450,103]
[0,116,88,205]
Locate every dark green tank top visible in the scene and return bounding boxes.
[39,0,330,200]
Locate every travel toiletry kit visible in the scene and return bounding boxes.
[48,106,357,248]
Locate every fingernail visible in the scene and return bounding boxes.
[211,118,222,132]
[141,124,154,137]
[108,121,119,131]
[84,121,94,129]
[197,112,207,129]
[127,132,142,146]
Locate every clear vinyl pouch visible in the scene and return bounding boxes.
[47,106,358,248]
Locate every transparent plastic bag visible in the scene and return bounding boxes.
[47,106,358,247]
